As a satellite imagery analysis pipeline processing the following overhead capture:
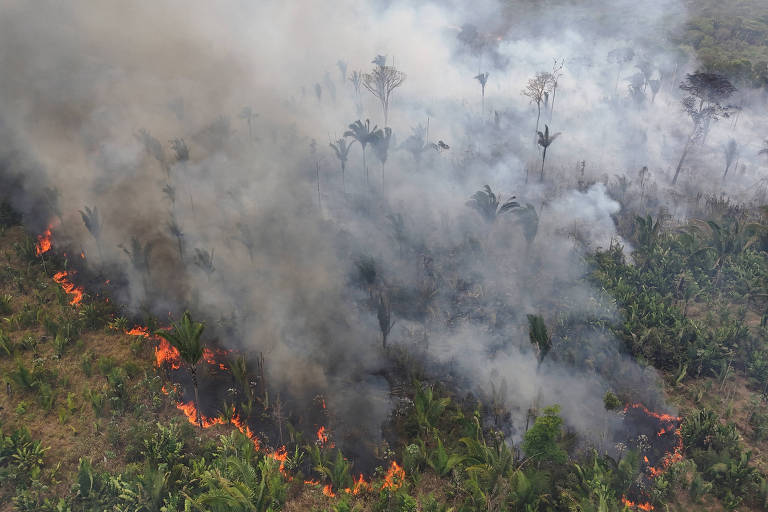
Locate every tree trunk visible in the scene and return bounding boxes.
[540,147,547,182]
[534,104,541,147]
[362,147,368,187]
[191,367,203,429]
[672,136,693,185]
[341,162,346,193]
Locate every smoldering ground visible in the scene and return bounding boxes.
[0,0,763,462]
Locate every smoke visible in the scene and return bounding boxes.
[0,0,762,459]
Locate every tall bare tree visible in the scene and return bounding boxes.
[522,72,553,145]
[672,73,737,185]
[549,58,564,121]
[363,59,406,127]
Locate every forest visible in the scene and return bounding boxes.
[0,0,767,511]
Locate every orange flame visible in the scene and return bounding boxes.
[347,474,371,495]
[203,347,230,371]
[381,461,405,490]
[36,226,53,256]
[304,479,320,486]
[52,271,84,305]
[155,338,182,370]
[176,400,224,428]
[624,403,683,479]
[269,446,289,477]
[232,414,261,450]
[317,426,329,444]
[322,484,336,497]
[126,326,151,337]
[621,497,654,510]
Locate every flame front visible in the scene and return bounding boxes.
[621,496,654,511]
[381,461,405,490]
[624,403,683,479]
[36,226,53,256]
[176,400,224,428]
[322,484,336,497]
[232,413,261,450]
[202,347,230,371]
[52,271,84,305]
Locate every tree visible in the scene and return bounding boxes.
[516,204,539,250]
[167,216,184,261]
[549,58,564,120]
[474,72,489,114]
[336,60,347,83]
[466,185,520,223]
[362,60,406,127]
[377,290,395,349]
[193,248,215,279]
[723,138,738,181]
[329,138,355,192]
[522,405,566,465]
[522,72,553,145]
[672,73,737,185]
[607,47,635,95]
[344,119,379,187]
[156,312,206,429]
[536,125,561,182]
[79,206,103,262]
[239,107,258,141]
[371,127,392,190]
[759,140,768,160]
[527,314,551,364]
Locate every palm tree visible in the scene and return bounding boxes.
[167,217,184,261]
[239,107,258,141]
[79,206,103,262]
[466,185,520,223]
[371,127,392,191]
[344,120,378,187]
[474,72,489,114]
[759,140,768,159]
[536,125,561,182]
[156,311,206,428]
[329,137,355,192]
[723,138,738,181]
[193,248,215,279]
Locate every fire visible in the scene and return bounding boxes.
[80,251,86,259]
[317,426,329,444]
[347,474,371,495]
[176,400,224,428]
[269,446,289,477]
[624,403,683,479]
[304,479,320,486]
[202,347,230,371]
[155,338,182,370]
[381,461,405,490]
[322,484,336,497]
[36,226,53,256]
[232,414,261,450]
[621,497,654,510]
[52,271,84,305]
[126,326,151,337]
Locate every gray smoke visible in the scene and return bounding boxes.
[1,0,761,454]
